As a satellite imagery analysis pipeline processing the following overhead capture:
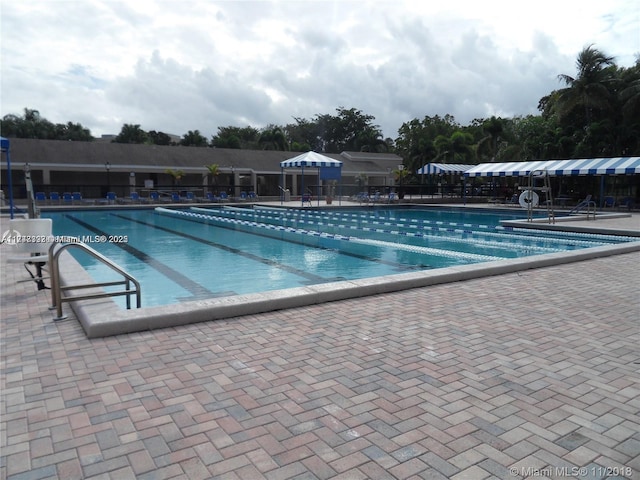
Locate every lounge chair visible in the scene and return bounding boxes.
[618,197,635,211]
[603,196,615,208]
[106,192,117,204]
[49,192,60,204]
[219,192,229,202]
[35,192,47,204]
[72,192,93,205]
[205,192,219,202]
[4,218,53,290]
[354,192,369,204]
[62,192,73,204]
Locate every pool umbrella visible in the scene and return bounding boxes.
[280,152,343,206]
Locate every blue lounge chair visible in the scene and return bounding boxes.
[72,192,92,205]
[149,191,160,203]
[219,192,229,202]
[49,192,60,204]
[62,192,73,204]
[122,192,140,204]
[106,192,117,204]
[35,192,47,204]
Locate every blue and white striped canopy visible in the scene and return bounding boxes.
[465,157,640,177]
[417,163,474,175]
[280,151,343,168]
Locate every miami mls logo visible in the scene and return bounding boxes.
[0,228,21,245]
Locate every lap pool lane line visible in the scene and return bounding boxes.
[64,214,217,300]
[108,212,335,284]
[110,210,428,286]
[147,209,430,272]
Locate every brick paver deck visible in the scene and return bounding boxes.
[1,243,639,479]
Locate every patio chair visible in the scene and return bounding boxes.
[219,192,229,202]
[603,196,615,208]
[106,192,117,204]
[4,218,53,290]
[49,192,61,204]
[62,192,73,204]
[35,192,47,204]
[205,192,219,202]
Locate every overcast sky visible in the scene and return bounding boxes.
[1,0,638,140]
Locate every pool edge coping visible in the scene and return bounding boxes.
[60,240,640,338]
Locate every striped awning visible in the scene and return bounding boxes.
[280,151,342,168]
[416,163,474,175]
[465,157,640,177]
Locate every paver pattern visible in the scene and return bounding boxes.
[1,243,639,479]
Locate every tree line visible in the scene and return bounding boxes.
[2,46,639,175]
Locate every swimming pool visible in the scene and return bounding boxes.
[44,206,635,309]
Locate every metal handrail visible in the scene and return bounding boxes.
[48,240,141,321]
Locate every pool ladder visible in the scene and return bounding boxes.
[48,240,141,321]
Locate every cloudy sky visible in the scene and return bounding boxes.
[1,0,638,140]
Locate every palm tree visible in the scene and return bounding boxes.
[204,164,220,192]
[434,131,475,163]
[356,130,388,153]
[556,45,616,125]
[476,116,504,162]
[393,166,410,199]
[258,126,289,150]
[165,169,184,186]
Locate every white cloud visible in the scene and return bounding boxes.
[1,0,637,140]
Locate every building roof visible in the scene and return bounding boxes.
[2,138,401,175]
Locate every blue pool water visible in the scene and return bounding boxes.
[44,206,633,308]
